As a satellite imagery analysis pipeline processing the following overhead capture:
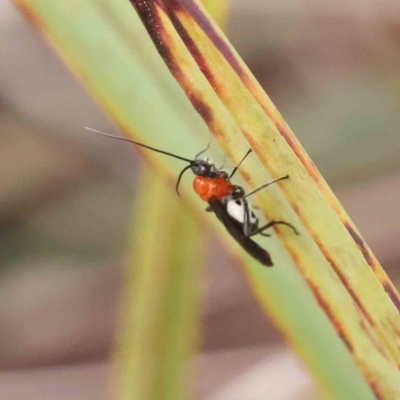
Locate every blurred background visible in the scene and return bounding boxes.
[1,0,400,399]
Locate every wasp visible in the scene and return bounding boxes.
[86,128,298,266]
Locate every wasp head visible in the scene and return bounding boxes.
[191,159,213,177]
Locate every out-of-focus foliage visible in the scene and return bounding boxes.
[112,166,201,400]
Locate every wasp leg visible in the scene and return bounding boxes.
[249,220,299,237]
[259,232,271,237]
[242,200,274,237]
[242,175,289,200]
[242,200,273,237]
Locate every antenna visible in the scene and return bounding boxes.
[228,148,253,181]
[85,127,193,163]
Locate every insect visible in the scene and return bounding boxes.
[86,128,298,266]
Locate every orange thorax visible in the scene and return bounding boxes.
[193,176,233,202]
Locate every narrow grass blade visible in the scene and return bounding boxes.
[112,165,201,400]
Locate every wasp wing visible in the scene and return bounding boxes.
[208,197,273,267]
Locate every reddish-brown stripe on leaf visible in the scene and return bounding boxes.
[305,280,353,352]
[382,281,400,315]
[308,281,388,399]
[364,373,384,400]
[387,318,400,340]
[178,0,251,84]
[162,0,219,90]
[286,196,381,332]
[360,318,392,362]
[188,95,213,125]
[343,221,400,312]
[130,0,216,130]
[307,233,381,332]
[130,1,179,75]
[344,222,375,270]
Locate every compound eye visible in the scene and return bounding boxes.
[235,200,242,205]
[200,163,210,176]
[191,162,202,176]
